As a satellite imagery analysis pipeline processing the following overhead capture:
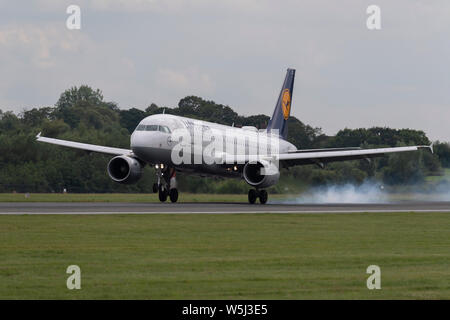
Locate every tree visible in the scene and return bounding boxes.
[56,85,104,109]
[0,111,20,133]
[119,108,146,133]
[42,119,70,137]
[287,117,322,149]
[21,107,55,127]
[381,152,424,185]
[435,142,450,168]
[0,86,448,193]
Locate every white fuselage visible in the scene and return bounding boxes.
[130,114,296,177]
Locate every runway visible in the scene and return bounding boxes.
[0,201,450,214]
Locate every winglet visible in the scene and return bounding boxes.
[418,142,434,154]
[36,132,41,139]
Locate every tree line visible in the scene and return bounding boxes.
[0,85,449,193]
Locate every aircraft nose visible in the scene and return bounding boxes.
[130,131,144,149]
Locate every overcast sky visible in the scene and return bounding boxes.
[0,1,449,141]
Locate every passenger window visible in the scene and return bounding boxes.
[146,125,158,131]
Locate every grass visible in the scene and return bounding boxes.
[2,191,449,203]
[0,193,293,203]
[0,212,449,299]
[0,193,247,203]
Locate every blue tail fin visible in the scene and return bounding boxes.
[266,68,295,139]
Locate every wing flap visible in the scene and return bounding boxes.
[288,147,361,153]
[278,146,422,161]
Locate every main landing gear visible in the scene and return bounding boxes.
[248,189,268,204]
[153,165,179,203]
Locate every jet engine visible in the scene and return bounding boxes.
[107,155,143,184]
[243,160,280,188]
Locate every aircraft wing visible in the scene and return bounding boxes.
[36,133,132,156]
[277,145,433,167]
[230,144,432,166]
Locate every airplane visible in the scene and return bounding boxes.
[36,69,433,204]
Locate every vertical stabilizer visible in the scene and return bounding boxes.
[266,68,295,139]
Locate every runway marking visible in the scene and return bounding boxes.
[1,209,449,215]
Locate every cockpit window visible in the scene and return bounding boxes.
[159,125,171,133]
[146,125,159,131]
[135,124,171,133]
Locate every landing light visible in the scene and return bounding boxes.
[155,164,159,169]
[233,165,238,171]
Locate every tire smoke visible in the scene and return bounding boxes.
[277,180,450,204]
[281,182,388,204]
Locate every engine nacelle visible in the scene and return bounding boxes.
[243,160,280,188]
[107,156,143,184]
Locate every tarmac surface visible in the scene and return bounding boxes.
[0,201,450,214]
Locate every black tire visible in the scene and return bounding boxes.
[248,189,257,204]
[158,186,168,202]
[152,183,158,193]
[169,188,179,203]
[259,190,268,204]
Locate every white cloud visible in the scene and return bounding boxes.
[0,23,136,108]
[155,67,215,103]
[0,24,86,68]
[82,0,270,14]
[0,1,449,141]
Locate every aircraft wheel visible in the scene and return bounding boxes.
[158,185,168,202]
[152,183,158,193]
[248,189,257,204]
[169,188,179,203]
[259,190,268,204]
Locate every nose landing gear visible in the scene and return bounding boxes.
[248,189,268,204]
[155,165,179,203]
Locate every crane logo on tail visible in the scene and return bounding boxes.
[281,89,291,120]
